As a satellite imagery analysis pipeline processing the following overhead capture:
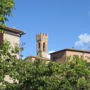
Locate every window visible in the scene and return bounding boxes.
[38,42,40,49]
[53,56,57,61]
[43,42,45,52]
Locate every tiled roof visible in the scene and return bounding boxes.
[50,48,90,54]
[30,56,50,61]
[0,26,25,35]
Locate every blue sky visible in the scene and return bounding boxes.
[6,0,90,57]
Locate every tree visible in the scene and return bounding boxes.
[0,40,21,89]
[58,56,90,90]
[0,41,90,90]
[8,56,90,90]
[0,0,15,33]
[0,0,15,24]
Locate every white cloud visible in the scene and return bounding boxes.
[75,33,90,49]
[47,51,55,59]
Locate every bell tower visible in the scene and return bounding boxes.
[36,33,48,58]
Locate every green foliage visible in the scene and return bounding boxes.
[0,41,90,90]
[37,49,42,57]
[0,0,15,33]
[0,41,23,89]
[0,0,15,24]
[9,57,89,90]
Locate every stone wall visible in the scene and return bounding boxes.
[3,32,20,58]
[51,51,66,63]
[66,51,90,62]
[4,32,20,47]
[36,33,48,58]
[51,50,90,63]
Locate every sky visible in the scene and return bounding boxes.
[6,0,90,58]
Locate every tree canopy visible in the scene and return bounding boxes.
[0,0,15,25]
[0,41,90,90]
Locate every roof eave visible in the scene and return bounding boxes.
[50,48,90,54]
[0,26,25,35]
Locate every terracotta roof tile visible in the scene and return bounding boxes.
[50,48,90,54]
[30,56,50,61]
[0,26,25,35]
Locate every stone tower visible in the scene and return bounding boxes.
[36,33,48,58]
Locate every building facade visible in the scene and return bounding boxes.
[36,33,48,58]
[0,26,25,58]
[51,48,90,63]
[0,26,25,46]
[0,26,25,84]
[29,33,49,62]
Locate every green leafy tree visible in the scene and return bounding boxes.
[0,0,15,33]
[0,0,15,24]
[58,56,90,90]
[0,41,22,89]
[9,56,90,90]
[0,41,90,90]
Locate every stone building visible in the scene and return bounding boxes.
[0,26,25,84]
[36,33,48,58]
[29,33,50,62]
[50,48,90,63]
[0,26,25,46]
[0,26,25,58]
